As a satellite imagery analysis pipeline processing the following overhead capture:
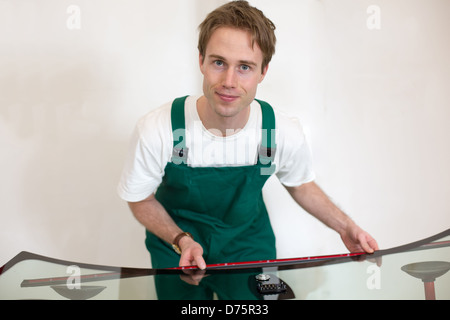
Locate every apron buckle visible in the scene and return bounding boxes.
[258,146,276,162]
[172,147,189,164]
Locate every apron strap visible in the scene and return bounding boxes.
[255,99,277,170]
[169,96,277,169]
[170,96,189,164]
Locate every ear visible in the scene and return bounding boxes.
[259,64,269,83]
[199,53,205,74]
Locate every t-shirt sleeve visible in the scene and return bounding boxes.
[117,105,171,202]
[275,113,315,187]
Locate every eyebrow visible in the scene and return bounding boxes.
[208,54,258,67]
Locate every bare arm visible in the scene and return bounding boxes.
[128,194,206,269]
[284,181,379,253]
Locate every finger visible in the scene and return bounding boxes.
[366,238,382,267]
[194,255,207,270]
[358,234,376,254]
[179,254,199,269]
[179,248,206,270]
[368,238,379,252]
[179,255,191,268]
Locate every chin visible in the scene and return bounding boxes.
[214,105,240,118]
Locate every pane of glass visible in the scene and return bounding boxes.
[1,231,449,300]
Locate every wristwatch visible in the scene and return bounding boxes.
[172,232,193,254]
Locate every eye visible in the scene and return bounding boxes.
[240,65,251,72]
[214,60,224,67]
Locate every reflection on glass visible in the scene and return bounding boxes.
[0,230,449,300]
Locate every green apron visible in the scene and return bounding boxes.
[146,96,277,299]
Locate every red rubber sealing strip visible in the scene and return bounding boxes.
[19,252,365,287]
[166,252,366,270]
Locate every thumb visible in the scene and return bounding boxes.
[179,243,206,269]
[194,255,207,270]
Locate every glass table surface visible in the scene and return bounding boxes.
[1,229,449,300]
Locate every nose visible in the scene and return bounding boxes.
[222,68,238,89]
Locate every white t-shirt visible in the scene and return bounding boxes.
[117,95,315,202]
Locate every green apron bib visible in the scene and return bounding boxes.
[146,96,277,299]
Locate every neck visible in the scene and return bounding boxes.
[196,96,250,137]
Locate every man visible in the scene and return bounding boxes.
[118,0,378,277]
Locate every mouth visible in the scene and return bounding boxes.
[216,92,239,103]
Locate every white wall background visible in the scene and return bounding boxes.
[1,0,449,268]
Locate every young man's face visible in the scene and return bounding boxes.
[199,27,268,120]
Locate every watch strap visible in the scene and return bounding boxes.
[172,232,193,254]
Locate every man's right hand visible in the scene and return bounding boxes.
[178,236,207,270]
[177,237,207,286]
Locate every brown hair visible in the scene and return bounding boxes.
[198,0,276,72]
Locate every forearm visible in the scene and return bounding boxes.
[284,181,354,235]
[285,181,379,253]
[128,194,206,268]
[128,194,183,245]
